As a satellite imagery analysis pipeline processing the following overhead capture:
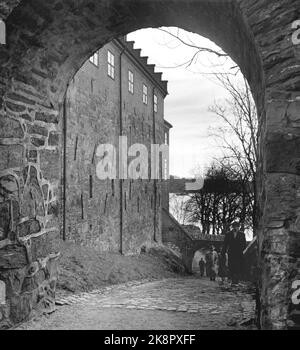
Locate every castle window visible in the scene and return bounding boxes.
[89,175,93,198]
[128,70,134,94]
[108,50,115,79]
[165,132,168,145]
[143,84,148,105]
[154,94,158,112]
[89,52,99,67]
[164,159,168,180]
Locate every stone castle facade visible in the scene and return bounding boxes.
[64,37,171,254]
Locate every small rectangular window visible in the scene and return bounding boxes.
[89,175,93,199]
[154,94,158,113]
[81,194,84,219]
[128,70,134,94]
[91,79,94,93]
[89,52,99,67]
[143,84,148,105]
[164,159,168,180]
[108,50,115,79]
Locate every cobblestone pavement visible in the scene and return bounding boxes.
[17,277,256,330]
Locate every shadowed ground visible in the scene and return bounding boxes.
[17,277,256,330]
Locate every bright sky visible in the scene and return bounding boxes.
[127,27,241,178]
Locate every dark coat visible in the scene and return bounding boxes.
[218,253,228,278]
[199,260,205,271]
[222,230,246,274]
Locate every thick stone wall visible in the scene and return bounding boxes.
[0,0,299,329]
[0,65,61,328]
[65,39,166,254]
[119,40,166,252]
[65,45,121,252]
[239,0,300,329]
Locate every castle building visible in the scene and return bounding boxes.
[64,37,171,254]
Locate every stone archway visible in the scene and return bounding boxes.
[192,249,206,274]
[0,0,299,330]
[182,240,224,274]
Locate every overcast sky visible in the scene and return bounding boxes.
[127,27,241,178]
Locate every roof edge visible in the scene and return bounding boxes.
[114,37,168,97]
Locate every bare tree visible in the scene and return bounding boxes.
[185,162,253,235]
[169,194,189,225]
[157,28,228,68]
[157,27,258,232]
[209,75,258,232]
[154,27,240,75]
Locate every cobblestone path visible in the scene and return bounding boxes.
[17,277,256,330]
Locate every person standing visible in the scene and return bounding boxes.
[211,246,219,281]
[206,246,218,281]
[199,258,205,277]
[205,249,212,280]
[222,221,246,285]
[218,251,228,284]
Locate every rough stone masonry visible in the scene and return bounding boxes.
[64,37,168,254]
[0,0,299,330]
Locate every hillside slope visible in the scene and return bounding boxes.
[56,242,187,297]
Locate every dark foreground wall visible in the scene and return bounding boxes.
[0,0,299,329]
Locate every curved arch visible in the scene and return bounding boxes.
[3,0,263,107]
[0,0,299,330]
[182,240,223,274]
